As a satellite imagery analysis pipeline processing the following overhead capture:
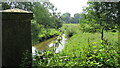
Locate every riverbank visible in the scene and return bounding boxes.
[32,24,119,67]
[32,34,67,55]
[32,27,61,45]
[32,36,57,52]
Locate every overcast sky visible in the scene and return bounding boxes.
[49,0,88,16]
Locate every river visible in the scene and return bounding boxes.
[32,34,67,55]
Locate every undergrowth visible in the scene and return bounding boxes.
[31,24,120,67]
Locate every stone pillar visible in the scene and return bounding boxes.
[0,8,33,68]
[0,10,2,68]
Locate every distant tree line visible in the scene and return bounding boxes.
[60,12,81,24]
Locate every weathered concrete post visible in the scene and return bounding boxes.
[0,10,2,68]
[0,8,33,68]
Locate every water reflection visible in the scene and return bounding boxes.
[32,46,36,55]
[49,34,67,53]
[32,34,67,55]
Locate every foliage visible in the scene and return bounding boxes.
[31,20,60,45]
[81,2,119,27]
[60,13,81,24]
[2,1,119,67]
[31,2,62,44]
[80,23,101,33]
[79,2,120,41]
[1,2,62,45]
[33,2,62,29]
[1,2,35,11]
[60,13,71,23]
[32,24,119,67]
[60,24,80,38]
[61,31,119,67]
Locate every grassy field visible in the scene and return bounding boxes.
[53,24,119,66]
[32,24,120,67]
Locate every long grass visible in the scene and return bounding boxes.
[32,24,120,67]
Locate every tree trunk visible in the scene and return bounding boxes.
[101,27,104,41]
[100,21,104,43]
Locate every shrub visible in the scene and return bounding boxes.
[65,28,77,38]
[80,23,101,33]
[61,24,80,38]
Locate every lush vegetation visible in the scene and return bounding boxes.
[31,20,60,45]
[1,2,62,45]
[1,1,120,68]
[31,2,120,67]
[32,24,119,67]
[60,13,81,24]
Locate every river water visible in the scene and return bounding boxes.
[32,34,67,55]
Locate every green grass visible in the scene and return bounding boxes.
[32,24,120,67]
[58,24,119,67]
[62,31,118,55]
[62,32,101,56]
[61,24,80,38]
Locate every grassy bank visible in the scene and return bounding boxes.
[32,24,120,67]
[32,20,61,45]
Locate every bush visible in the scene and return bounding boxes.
[65,28,77,38]
[80,23,101,33]
[32,24,119,67]
[32,37,119,67]
[32,20,61,45]
[61,24,79,38]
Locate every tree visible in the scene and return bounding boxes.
[1,2,33,11]
[60,13,81,23]
[32,2,62,43]
[70,17,76,23]
[92,2,119,41]
[73,13,81,23]
[60,12,71,23]
[80,2,119,41]
[1,1,62,44]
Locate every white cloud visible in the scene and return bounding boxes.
[49,0,88,16]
